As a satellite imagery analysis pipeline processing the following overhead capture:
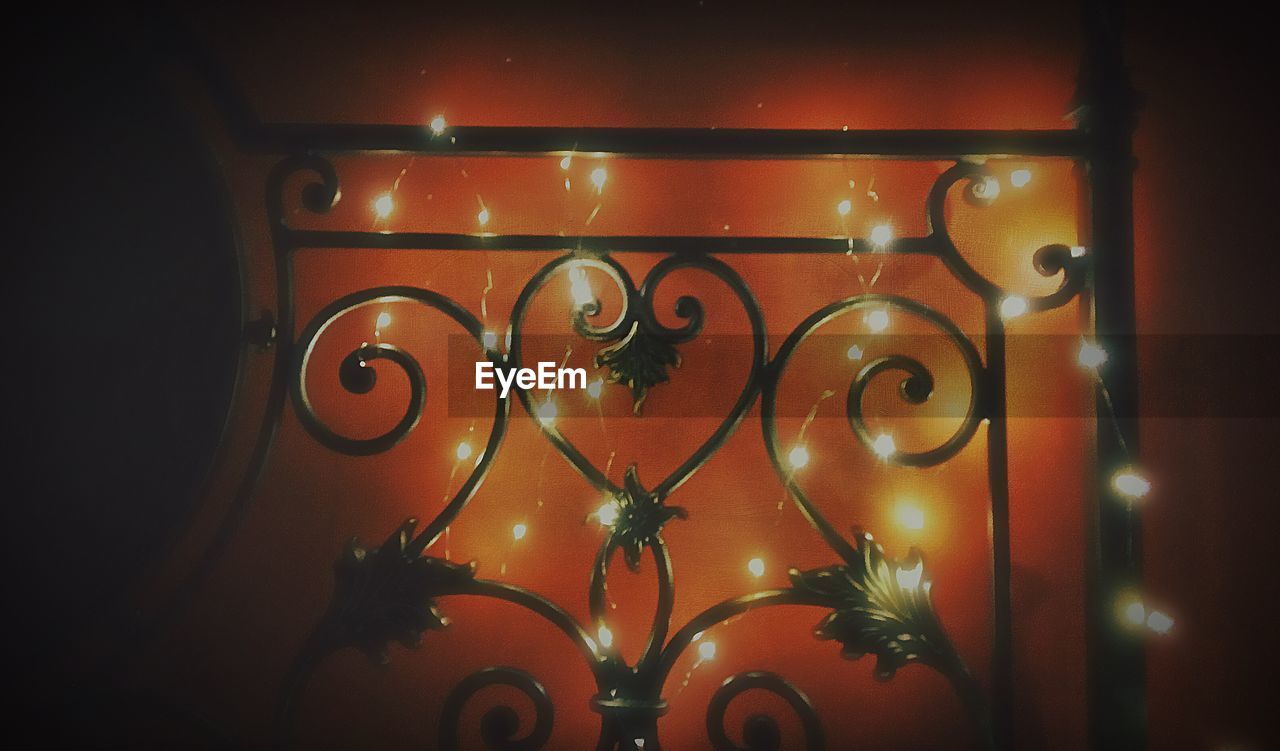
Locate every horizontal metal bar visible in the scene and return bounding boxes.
[283,231,940,254]
[248,124,1087,159]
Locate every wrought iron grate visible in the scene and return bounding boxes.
[162,2,1142,747]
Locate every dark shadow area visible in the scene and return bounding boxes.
[6,8,240,743]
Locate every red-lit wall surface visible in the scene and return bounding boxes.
[121,2,1279,749]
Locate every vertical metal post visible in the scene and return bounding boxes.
[985,309,1014,751]
[1077,0,1144,748]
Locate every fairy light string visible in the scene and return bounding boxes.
[347,146,1170,682]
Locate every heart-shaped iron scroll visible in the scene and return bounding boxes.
[507,252,767,499]
[292,285,509,554]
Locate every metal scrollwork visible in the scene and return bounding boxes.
[762,294,987,560]
[927,161,1089,311]
[842,297,987,469]
[288,283,511,585]
[789,529,954,682]
[706,672,824,751]
[254,157,1085,751]
[508,251,766,499]
[267,153,341,231]
[275,519,476,737]
[276,519,610,746]
[601,465,688,573]
[292,285,502,458]
[550,253,710,415]
[593,256,709,414]
[439,667,555,751]
[152,24,1139,742]
[587,464,680,684]
[594,321,684,414]
[276,270,993,749]
[329,518,477,664]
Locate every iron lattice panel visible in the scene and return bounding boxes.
[257,155,1080,751]
[166,3,1142,745]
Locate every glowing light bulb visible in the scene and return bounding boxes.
[536,399,558,426]
[586,378,604,399]
[698,640,717,661]
[590,167,608,192]
[976,176,1001,201]
[787,445,810,470]
[597,625,614,648]
[846,344,864,361]
[1078,341,1108,369]
[895,560,923,590]
[1071,245,1088,258]
[455,442,473,461]
[1000,295,1029,319]
[1010,168,1032,188]
[477,207,490,226]
[376,311,392,330]
[870,224,893,247]
[747,557,765,578]
[895,501,925,531]
[872,433,896,460]
[482,331,499,349]
[1146,610,1175,635]
[560,155,572,170]
[596,501,619,527]
[865,309,890,333]
[569,266,594,307]
[837,199,852,216]
[429,114,447,135]
[373,193,394,219]
[1122,597,1146,627]
[512,523,528,541]
[1111,469,1151,500]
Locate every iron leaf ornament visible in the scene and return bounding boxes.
[788,528,956,681]
[605,464,687,571]
[594,321,682,414]
[330,518,476,664]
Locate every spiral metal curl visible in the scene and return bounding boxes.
[706,672,824,751]
[292,286,496,457]
[439,667,555,751]
[927,161,1088,312]
[761,294,985,559]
